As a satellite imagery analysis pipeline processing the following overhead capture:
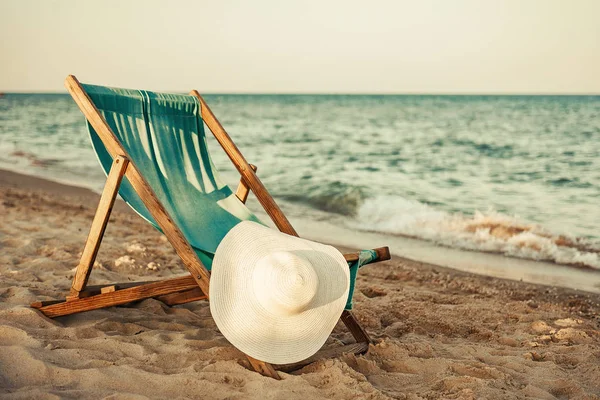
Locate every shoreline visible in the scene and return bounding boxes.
[3,168,598,295]
[1,167,600,398]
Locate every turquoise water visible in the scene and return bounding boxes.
[1,93,599,268]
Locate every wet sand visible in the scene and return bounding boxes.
[1,169,599,399]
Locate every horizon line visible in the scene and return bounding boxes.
[2,90,600,96]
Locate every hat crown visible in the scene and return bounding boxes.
[253,251,319,316]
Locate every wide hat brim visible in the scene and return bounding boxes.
[209,221,350,364]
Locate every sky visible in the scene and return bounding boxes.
[1,0,599,94]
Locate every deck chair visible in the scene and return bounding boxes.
[31,75,391,379]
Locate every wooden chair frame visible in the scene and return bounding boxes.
[31,75,391,379]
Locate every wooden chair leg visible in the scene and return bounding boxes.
[275,342,369,373]
[340,247,390,344]
[247,356,280,380]
[341,310,372,343]
[69,156,129,297]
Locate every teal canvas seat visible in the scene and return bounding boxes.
[83,84,263,269]
[83,83,381,309]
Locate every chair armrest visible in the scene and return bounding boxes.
[344,246,391,263]
[235,164,258,203]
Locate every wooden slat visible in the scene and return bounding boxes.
[84,280,156,293]
[192,91,297,237]
[276,342,369,373]
[235,164,257,203]
[65,75,211,298]
[70,155,129,296]
[67,280,158,300]
[32,276,199,318]
[343,246,391,263]
[156,287,207,306]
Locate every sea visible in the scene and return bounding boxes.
[1,93,600,291]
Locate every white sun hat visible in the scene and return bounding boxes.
[209,221,350,364]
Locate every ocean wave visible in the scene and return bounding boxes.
[279,181,366,216]
[349,195,600,269]
[10,150,62,168]
[450,138,515,158]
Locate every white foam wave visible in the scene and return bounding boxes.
[350,195,600,270]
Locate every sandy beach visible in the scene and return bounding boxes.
[1,169,599,399]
